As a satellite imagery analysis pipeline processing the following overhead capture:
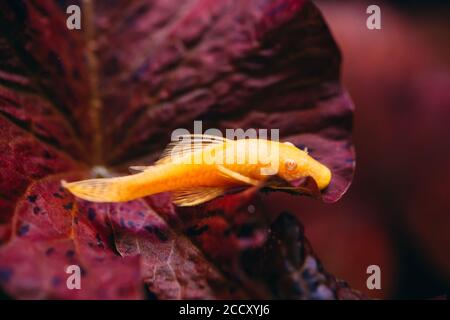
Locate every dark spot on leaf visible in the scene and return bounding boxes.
[137,211,145,217]
[33,206,41,215]
[66,250,75,258]
[0,267,13,283]
[51,276,61,287]
[27,194,37,203]
[45,247,55,256]
[87,208,96,221]
[17,224,29,236]
[144,225,168,242]
[53,192,64,199]
[186,224,210,237]
[144,287,158,300]
[63,202,73,210]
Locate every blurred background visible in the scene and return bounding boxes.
[265,0,450,298]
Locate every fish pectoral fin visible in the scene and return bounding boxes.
[172,187,226,207]
[216,165,259,186]
[128,165,151,174]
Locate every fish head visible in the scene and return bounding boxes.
[276,142,332,190]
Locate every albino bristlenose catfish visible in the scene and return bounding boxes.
[62,134,331,206]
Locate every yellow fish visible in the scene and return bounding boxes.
[62,134,331,206]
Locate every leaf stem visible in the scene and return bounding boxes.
[83,0,103,165]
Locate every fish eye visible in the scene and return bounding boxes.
[285,159,297,171]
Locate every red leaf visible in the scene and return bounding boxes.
[0,174,142,299]
[0,0,357,299]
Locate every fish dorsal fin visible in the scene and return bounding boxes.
[172,186,226,206]
[156,134,229,165]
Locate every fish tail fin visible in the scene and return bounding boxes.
[61,177,133,202]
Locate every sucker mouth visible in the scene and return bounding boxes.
[289,176,322,196]
[289,177,311,187]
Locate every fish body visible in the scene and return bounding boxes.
[62,135,331,206]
